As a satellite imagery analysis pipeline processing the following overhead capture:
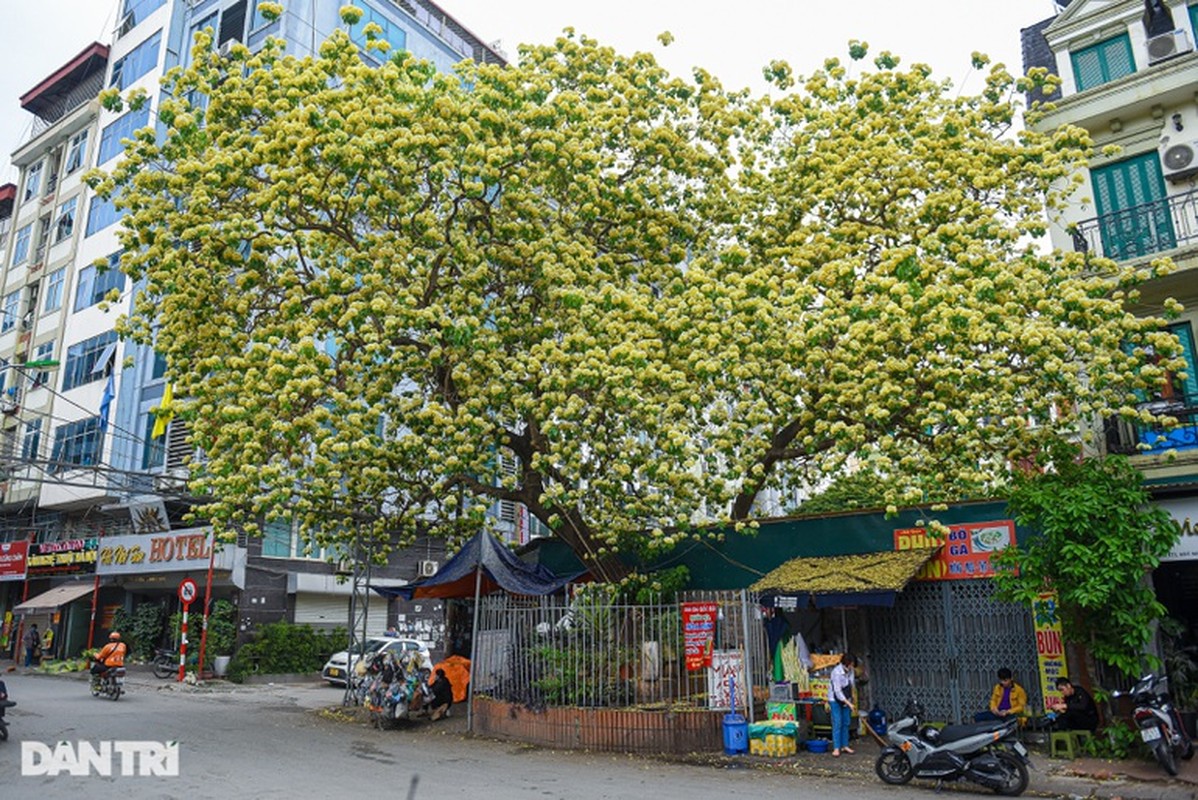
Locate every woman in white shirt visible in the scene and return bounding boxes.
[827,653,857,756]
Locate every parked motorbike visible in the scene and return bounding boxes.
[152,648,177,679]
[364,651,432,729]
[1114,673,1194,776]
[0,699,14,741]
[90,665,126,701]
[875,698,1031,796]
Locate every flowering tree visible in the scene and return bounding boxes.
[684,50,1183,518]
[91,7,1180,580]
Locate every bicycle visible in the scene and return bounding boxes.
[152,648,177,679]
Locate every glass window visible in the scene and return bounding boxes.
[43,268,66,312]
[349,2,407,53]
[141,413,165,469]
[1,291,18,333]
[86,194,121,236]
[31,341,54,388]
[152,349,168,379]
[22,418,42,462]
[122,0,166,27]
[1071,34,1136,91]
[62,330,118,391]
[98,107,151,165]
[23,162,43,203]
[50,416,103,471]
[261,519,292,558]
[74,256,127,311]
[12,224,32,265]
[54,197,77,243]
[109,30,162,91]
[65,130,89,175]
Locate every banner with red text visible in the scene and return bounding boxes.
[894,520,1015,581]
[682,601,718,671]
[1033,591,1067,712]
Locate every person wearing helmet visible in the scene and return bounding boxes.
[92,632,127,676]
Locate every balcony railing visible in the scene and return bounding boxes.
[1104,395,1198,456]
[1071,187,1198,262]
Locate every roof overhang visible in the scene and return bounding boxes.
[751,547,941,608]
[20,42,110,119]
[15,582,95,613]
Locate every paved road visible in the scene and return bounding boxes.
[2,670,1192,800]
[0,671,909,800]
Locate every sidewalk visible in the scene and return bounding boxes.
[10,660,1196,799]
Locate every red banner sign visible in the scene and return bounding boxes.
[894,520,1015,581]
[682,601,718,671]
[0,541,28,581]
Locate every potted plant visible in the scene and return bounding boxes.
[206,600,238,677]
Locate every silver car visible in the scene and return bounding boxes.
[321,636,431,686]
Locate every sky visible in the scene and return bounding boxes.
[0,0,1063,184]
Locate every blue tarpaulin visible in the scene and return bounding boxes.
[373,532,581,600]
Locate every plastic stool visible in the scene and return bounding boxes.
[1071,730,1093,753]
[1050,731,1080,759]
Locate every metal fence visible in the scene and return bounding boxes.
[472,590,768,714]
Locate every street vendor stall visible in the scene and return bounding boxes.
[750,547,940,741]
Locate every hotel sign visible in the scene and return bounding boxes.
[96,529,232,576]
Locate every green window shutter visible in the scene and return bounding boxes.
[1191,4,1198,41]
[1089,151,1175,259]
[1071,33,1136,90]
[1171,322,1198,401]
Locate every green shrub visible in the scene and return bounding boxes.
[226,622,347,683]
[1083,719,1143,760]
[113,603,167,661]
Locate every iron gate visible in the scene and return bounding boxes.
[868,580,1040,723]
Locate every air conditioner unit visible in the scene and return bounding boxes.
[334,558,353,576]
[1160,108,1198,181]
[1146,30,1193,65]
[418,559,439,577]
[218,40,239,58]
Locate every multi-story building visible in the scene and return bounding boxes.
[0,0,507,663]
[1021,0,1198,658]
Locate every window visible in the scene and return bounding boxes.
[261,519,292,558]
[98,107,151,165]
[151,349,168,379]
[21,419,42,462]
[31,341,55,387]
[43,268,66,312]
[62,330,117,391]
[54,197,77,243]
[141,413,165,469]
[12,224,32,265]
[74,255,126,311]
[1071,34,1136,91]
[86,194,121,236]
[1090,151,1175,260]
[349,2,407,53]
[1,291,18,333]
[50,416,103,471]
[23,162,43,202]
[109,30,162,91]
[64,130,89,175]
[121,0,166,28]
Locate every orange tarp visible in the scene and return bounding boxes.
[431,654,471,704]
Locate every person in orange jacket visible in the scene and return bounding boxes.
[92,632,127,676]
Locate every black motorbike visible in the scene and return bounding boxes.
[0,699,14,741]
[1114,673,1194,776]
[90,664,126,701]
[876,698,1031,796]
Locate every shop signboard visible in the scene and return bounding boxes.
[1032,591,1067,712]
[894,520,1015,581]
[0,540,29,581]
[682,601,718,671]
[1157,497,1198,562]
[27,539,98,576]
[96,529,227,576]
